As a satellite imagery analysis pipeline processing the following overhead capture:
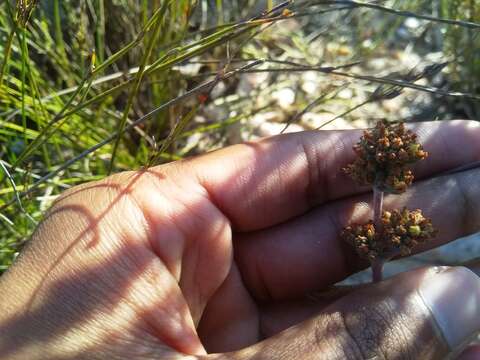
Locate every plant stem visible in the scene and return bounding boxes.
[372,258,385,283]
[372,186,385,282]
[372,186,384,228]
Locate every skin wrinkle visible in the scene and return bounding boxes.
[377,300,406,359]
[104,246,197,355]
[438,127,454,169]
[144,210,185,283]
[364,305,394,360]
[195,156,252,231]
[23,204,100,312]
[306,132,345,206]
[323,204,362,281]
[298,139,322,208]
[197,264,260,353]
[420,122,480,175]
[343,308,379,360]
[332,131,350,190]
[140,167,231,314]
[318,315,344,359]
[189,169,266,347]
[417,170,480,245]
[140,283,198,354]
[255,251,274,303]
[256,304,263,344]
[453,174,475,235]
[184,238,201,322]
[150,173,233,328]
[383,300,410,357]
[127,173,186,282]
[119,194,151,249]
[331,311,365,360]
[177,205,230,325]
[298,132,335,208]
[437,123,469,171]
[279,154,298,209]
[195,216,231,320]
[315,271,444,360]
[115,267,180,348]
[138,256,206,355]
[397,295,425,358]
[51,181,124,207]
[322,132,343,203]
[258,304,270,342]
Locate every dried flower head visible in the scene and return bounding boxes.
[344,120,428,193]
[341,208,436,261]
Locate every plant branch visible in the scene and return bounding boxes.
[305,0,480,30]
[372,186,384,283]
[237,65,480,101]
[371,258,385,283]
[0,160,36,225]
[373,186,384,229]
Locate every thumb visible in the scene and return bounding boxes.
[219,267,480,359]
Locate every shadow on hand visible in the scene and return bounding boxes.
[0,121,478,358]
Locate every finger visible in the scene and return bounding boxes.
[217,266,480,360]
[259,259,480,338]
[457,345,480,360]
[197,265,260,353]
[184,120,480,231]
[235,166,480,301]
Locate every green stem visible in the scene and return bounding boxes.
[0,30,15,88]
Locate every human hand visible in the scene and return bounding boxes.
[1,121,480,359]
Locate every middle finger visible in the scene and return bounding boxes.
[234,167,480,302]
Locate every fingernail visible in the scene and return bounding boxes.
[419,267,480,351]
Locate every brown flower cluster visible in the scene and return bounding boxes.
[341,208,436,261]
[344,121,428,193]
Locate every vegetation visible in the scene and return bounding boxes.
[0,0,479,272]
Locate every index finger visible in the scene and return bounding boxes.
[186,120,480,231]
[234,164,480,301]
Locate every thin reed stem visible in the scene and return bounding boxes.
[372,186,385,283]
[373,186,384,229]
[371,258,385,283]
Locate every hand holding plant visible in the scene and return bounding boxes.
[342,121,437,282]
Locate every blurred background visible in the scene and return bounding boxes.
[0,0,479,274]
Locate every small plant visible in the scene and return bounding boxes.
[341,120,437,282]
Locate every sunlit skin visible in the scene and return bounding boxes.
[1,121,480,359]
